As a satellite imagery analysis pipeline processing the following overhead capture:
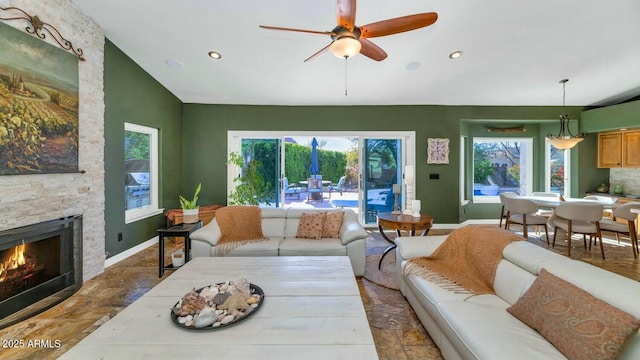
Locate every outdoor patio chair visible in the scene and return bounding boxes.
[328,176,346,198]
[283,177,301,199]
[307,176,323,202]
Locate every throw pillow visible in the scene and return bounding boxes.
[322,211,344,238]
[507,268,640,360]
[296,212,326,239]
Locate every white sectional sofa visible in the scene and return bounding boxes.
[395,234,640,360]
[190,208,368,276]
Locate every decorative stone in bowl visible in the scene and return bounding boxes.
[171,278,264,330]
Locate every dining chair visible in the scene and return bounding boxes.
[583,195,617,220]
[498,192,518,229]
[549,202,605,259]
[598,202,640,258]
[505,197,549,242]
[307,176,323,202]
[531,192,562,218]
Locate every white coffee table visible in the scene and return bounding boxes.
[60,256,378,359]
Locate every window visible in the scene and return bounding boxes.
[124,123,162,223]
[545,139,570,196]
[472,137,533,203]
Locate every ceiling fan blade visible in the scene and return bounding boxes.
[360,12,438,38]
[304,43,332,62]
[336,0,357,31]
[358,38,388,61]
[259,25,335,36]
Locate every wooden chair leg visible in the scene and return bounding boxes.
[552,226,558,247]
[597,224,605,260]
[544,225,549,246]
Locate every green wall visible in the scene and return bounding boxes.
[182,104,585,224]
[104,40,183,258]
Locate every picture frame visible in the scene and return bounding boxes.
[0,20,79,175]
[427,138,450,164]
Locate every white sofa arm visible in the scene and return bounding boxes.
[190,219,221,246]
[395,235,447,260]
[338,210,368,245]
[340,221,368,245]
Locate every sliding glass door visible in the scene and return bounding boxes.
[228,131,415,225]
[362,138,403,224]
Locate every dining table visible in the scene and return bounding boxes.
[521,196,617,209]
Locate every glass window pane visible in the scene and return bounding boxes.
[547,143,568,196]
[124,130,151,211]
[473,138,531,200]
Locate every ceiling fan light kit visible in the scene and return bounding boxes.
[330,36,361,58]
[546,79,587,150]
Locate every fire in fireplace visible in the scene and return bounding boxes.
[0,215,82,329]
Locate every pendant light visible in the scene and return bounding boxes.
[546,79,586,150]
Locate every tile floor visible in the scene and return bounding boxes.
[0,227,638,360]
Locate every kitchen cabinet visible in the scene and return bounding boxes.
[622,131,640,167]
[597,130,640,168]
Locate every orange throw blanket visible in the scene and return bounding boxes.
[405,225,522,295]
[214,206,267,256]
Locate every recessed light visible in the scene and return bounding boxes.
[164,59,184,69]
[404,62,421,71]
[208,51,222,59]
[449,51,463,59]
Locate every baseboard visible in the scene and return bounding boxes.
[105,236,158,268]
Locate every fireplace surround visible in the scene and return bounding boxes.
[0,215,82,329]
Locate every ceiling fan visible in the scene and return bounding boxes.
[259,0,438,62]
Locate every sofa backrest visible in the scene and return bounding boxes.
[260,208,287,239]
[258,207,358,239]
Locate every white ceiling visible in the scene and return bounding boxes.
[71,0,640,107]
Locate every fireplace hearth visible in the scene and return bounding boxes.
[0,215,82,329]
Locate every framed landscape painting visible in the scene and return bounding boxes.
[0,20,79,175]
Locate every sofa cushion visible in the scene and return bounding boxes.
[296,212,326,239]
[322,211,343,238]
[279,238,347,256]
[493,259,537,305]
[507,268,640,360]
[225,238,282,257]
[437,294,566,360]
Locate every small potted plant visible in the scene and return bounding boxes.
[179,182,201,223]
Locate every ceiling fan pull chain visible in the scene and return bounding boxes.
[344,56,348,96]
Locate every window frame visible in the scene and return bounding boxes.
[544,138,571,196]
[124,122,162,224]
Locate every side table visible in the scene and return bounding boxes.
[157,221,202,277]
[377,212,433,269]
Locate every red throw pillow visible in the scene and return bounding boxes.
[322,211,344,238]
[296,212,326,239]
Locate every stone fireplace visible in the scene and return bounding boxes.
[0,215,82,329]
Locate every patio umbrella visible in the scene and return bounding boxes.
[309,137,319,176]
